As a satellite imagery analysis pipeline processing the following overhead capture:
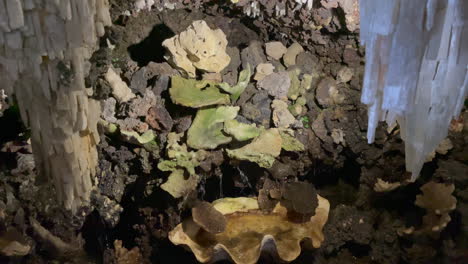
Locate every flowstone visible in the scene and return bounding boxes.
[360,0,468,180]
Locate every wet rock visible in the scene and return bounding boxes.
[257,71,291,99]
[241,40,267,70]
[283,42,304,67]
[265,41,287,60]
[269,59,287,72]
[146,106,173,132]
[272,100,296,128]
[109,240,143,264]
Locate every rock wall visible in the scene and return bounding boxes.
[0,0,111,212]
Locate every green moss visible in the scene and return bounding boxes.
[224,119,262,141]
[279,130,305,151]
[300,116,310,128]
[170,76,230,108]
[187,106,239,149]
[218,64,252,101]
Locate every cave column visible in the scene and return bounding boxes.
[0,0,112,212]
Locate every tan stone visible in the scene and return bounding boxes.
[272,100,296,128]
[105,67,136,103]
[283,42,304,67]
[163,20,231,77]
[265,41,287,60]
[254,63,275,81]
[169,195,330,264]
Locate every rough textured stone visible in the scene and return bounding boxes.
[163,20,231,77]
[265,41,287,60]
[283,42,304,67]
[254,63,275,81]
[257,72,291,99]
[146,106,173,132]
[106,67,136,103]
[241,40,267,70]
[336,66,354,83]
[101,97,117,123]
[316,78,344,107]
[271,100,296,128]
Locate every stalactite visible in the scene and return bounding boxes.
[0,0,111,212]
[360,0,468,180]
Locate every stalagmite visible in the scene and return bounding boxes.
[0,0,112,211]
[360,0,468,180]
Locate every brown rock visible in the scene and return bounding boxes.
[265,41,287,60]
[192,201,227,234]
[146,106,173,131]
[280,181,318,217]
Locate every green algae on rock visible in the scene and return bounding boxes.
[158,132,207,176]
[169,76,230,108]
[279,130,305,152]
[187,106,240,150]
[224,119,262,141]
[226,128,282,168]
[218,64,252,101]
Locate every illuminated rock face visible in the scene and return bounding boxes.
[0,0,111,211]
[360,0,468,180]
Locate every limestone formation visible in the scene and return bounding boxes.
[0,0,112,212]
[163,20,231,77]
[360,0,468,180]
